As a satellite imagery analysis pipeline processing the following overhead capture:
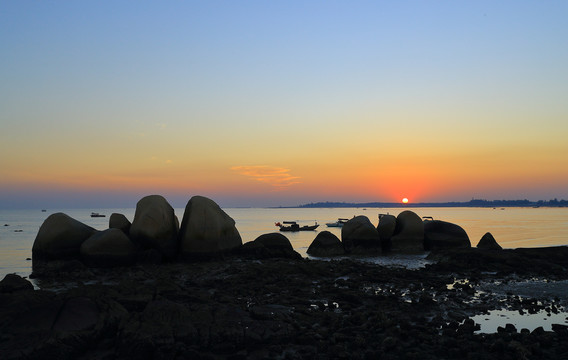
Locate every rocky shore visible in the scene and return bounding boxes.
[2,194,568,359]
[2,247,568,360]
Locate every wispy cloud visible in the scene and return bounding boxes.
[231,166,301,190]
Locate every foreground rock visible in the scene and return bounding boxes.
[32,213,96,261]
[129,195,179,260]
[390,211,424,253]
[80,229,137,267]
[178,195,242,258]
[0,274,33,293]
[342,216,381,254]
[5,249,568,360]
[424,219,471,250]
[307,231,344,257]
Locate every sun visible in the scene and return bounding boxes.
[402,198,409,204]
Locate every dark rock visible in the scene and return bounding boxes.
[109,213,131,235]
[80,229,137,267]
[0,273,33,293]
[377,214,397,251]
[178,195,242,258]
[424,220,470,251]
[341,216,381,254]
[238,233,302,259]
[32,213,96,261]
[307,231,344,257]
[477,232,502,250]
[391,211,424,253]
[130,195,179,260]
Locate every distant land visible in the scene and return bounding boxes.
[296,198,568,208]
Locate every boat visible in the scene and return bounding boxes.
[90,212,106,218]
[325,218,349,227]
[275,221,319,232]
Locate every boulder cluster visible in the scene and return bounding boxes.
[307,210,502,257]
[33,195,252,271]
[32,196,502,272]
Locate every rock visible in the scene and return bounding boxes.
[307,231,344,257]
[377,214,397,252]
[109,213,131,235]
[239,233,302,259]
[129,195,179,260]
[390,211,424,253]
[424,220,471,250]
[52,297,99,332]
[32,213,96,261]
[178,195,242,258]
[341,216,381,254]
[0,274,34,293]
[80,228,137,267]
[477,232,502,250]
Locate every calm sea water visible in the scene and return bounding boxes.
[1,207,567,281]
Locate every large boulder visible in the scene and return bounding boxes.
[377,214,397,252]
[477,232,502,250]
[307,231,344,257]
[80,228,137,267]
[238,233,302,259]
[391,211,424,253]
[341,216,381,254]
[32,213,96,261]
[178,196,242,258]
[424,220,471,250]
[109,213,131,235]
[129,195,179,260]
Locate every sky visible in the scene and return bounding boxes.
[1,1,567,208]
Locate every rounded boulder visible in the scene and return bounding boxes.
[80,228,137,267]
[238,233,301,259]
[341,216,380,254]
[377,214,397,252]
[391,211,424,253]
[130,195,179,260]
[307,231,344,257]
[477,232,502,250]
[424,220,471,250]
[178,196,242,258]
[32,213,96,261]
[109,213,131,235]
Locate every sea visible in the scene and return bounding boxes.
[2,206,568,332]
[1,206,568,281]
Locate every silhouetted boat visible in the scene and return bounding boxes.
[90,212,106,218]
[326,218,349,227]
[275,221,319,232]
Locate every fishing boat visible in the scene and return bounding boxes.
[90,212,106,218]
[325,218,349,227]
[275,221,319,232]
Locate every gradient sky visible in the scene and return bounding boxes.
[1,1,567,208]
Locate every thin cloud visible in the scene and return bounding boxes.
[231,165,301,190]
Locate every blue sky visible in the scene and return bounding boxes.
[1,1,567,208]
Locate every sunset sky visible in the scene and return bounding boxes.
[1,1,567,208]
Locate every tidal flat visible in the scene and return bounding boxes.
[2,247,568,360]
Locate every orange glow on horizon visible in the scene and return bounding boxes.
[402,198,409,204]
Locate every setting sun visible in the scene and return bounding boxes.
[402,198,409,204]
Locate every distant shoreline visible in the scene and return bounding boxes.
[293,199,568,209]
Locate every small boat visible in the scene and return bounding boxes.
[90,212,106,218]
[275,221,319,232]
[326,218,349,227]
